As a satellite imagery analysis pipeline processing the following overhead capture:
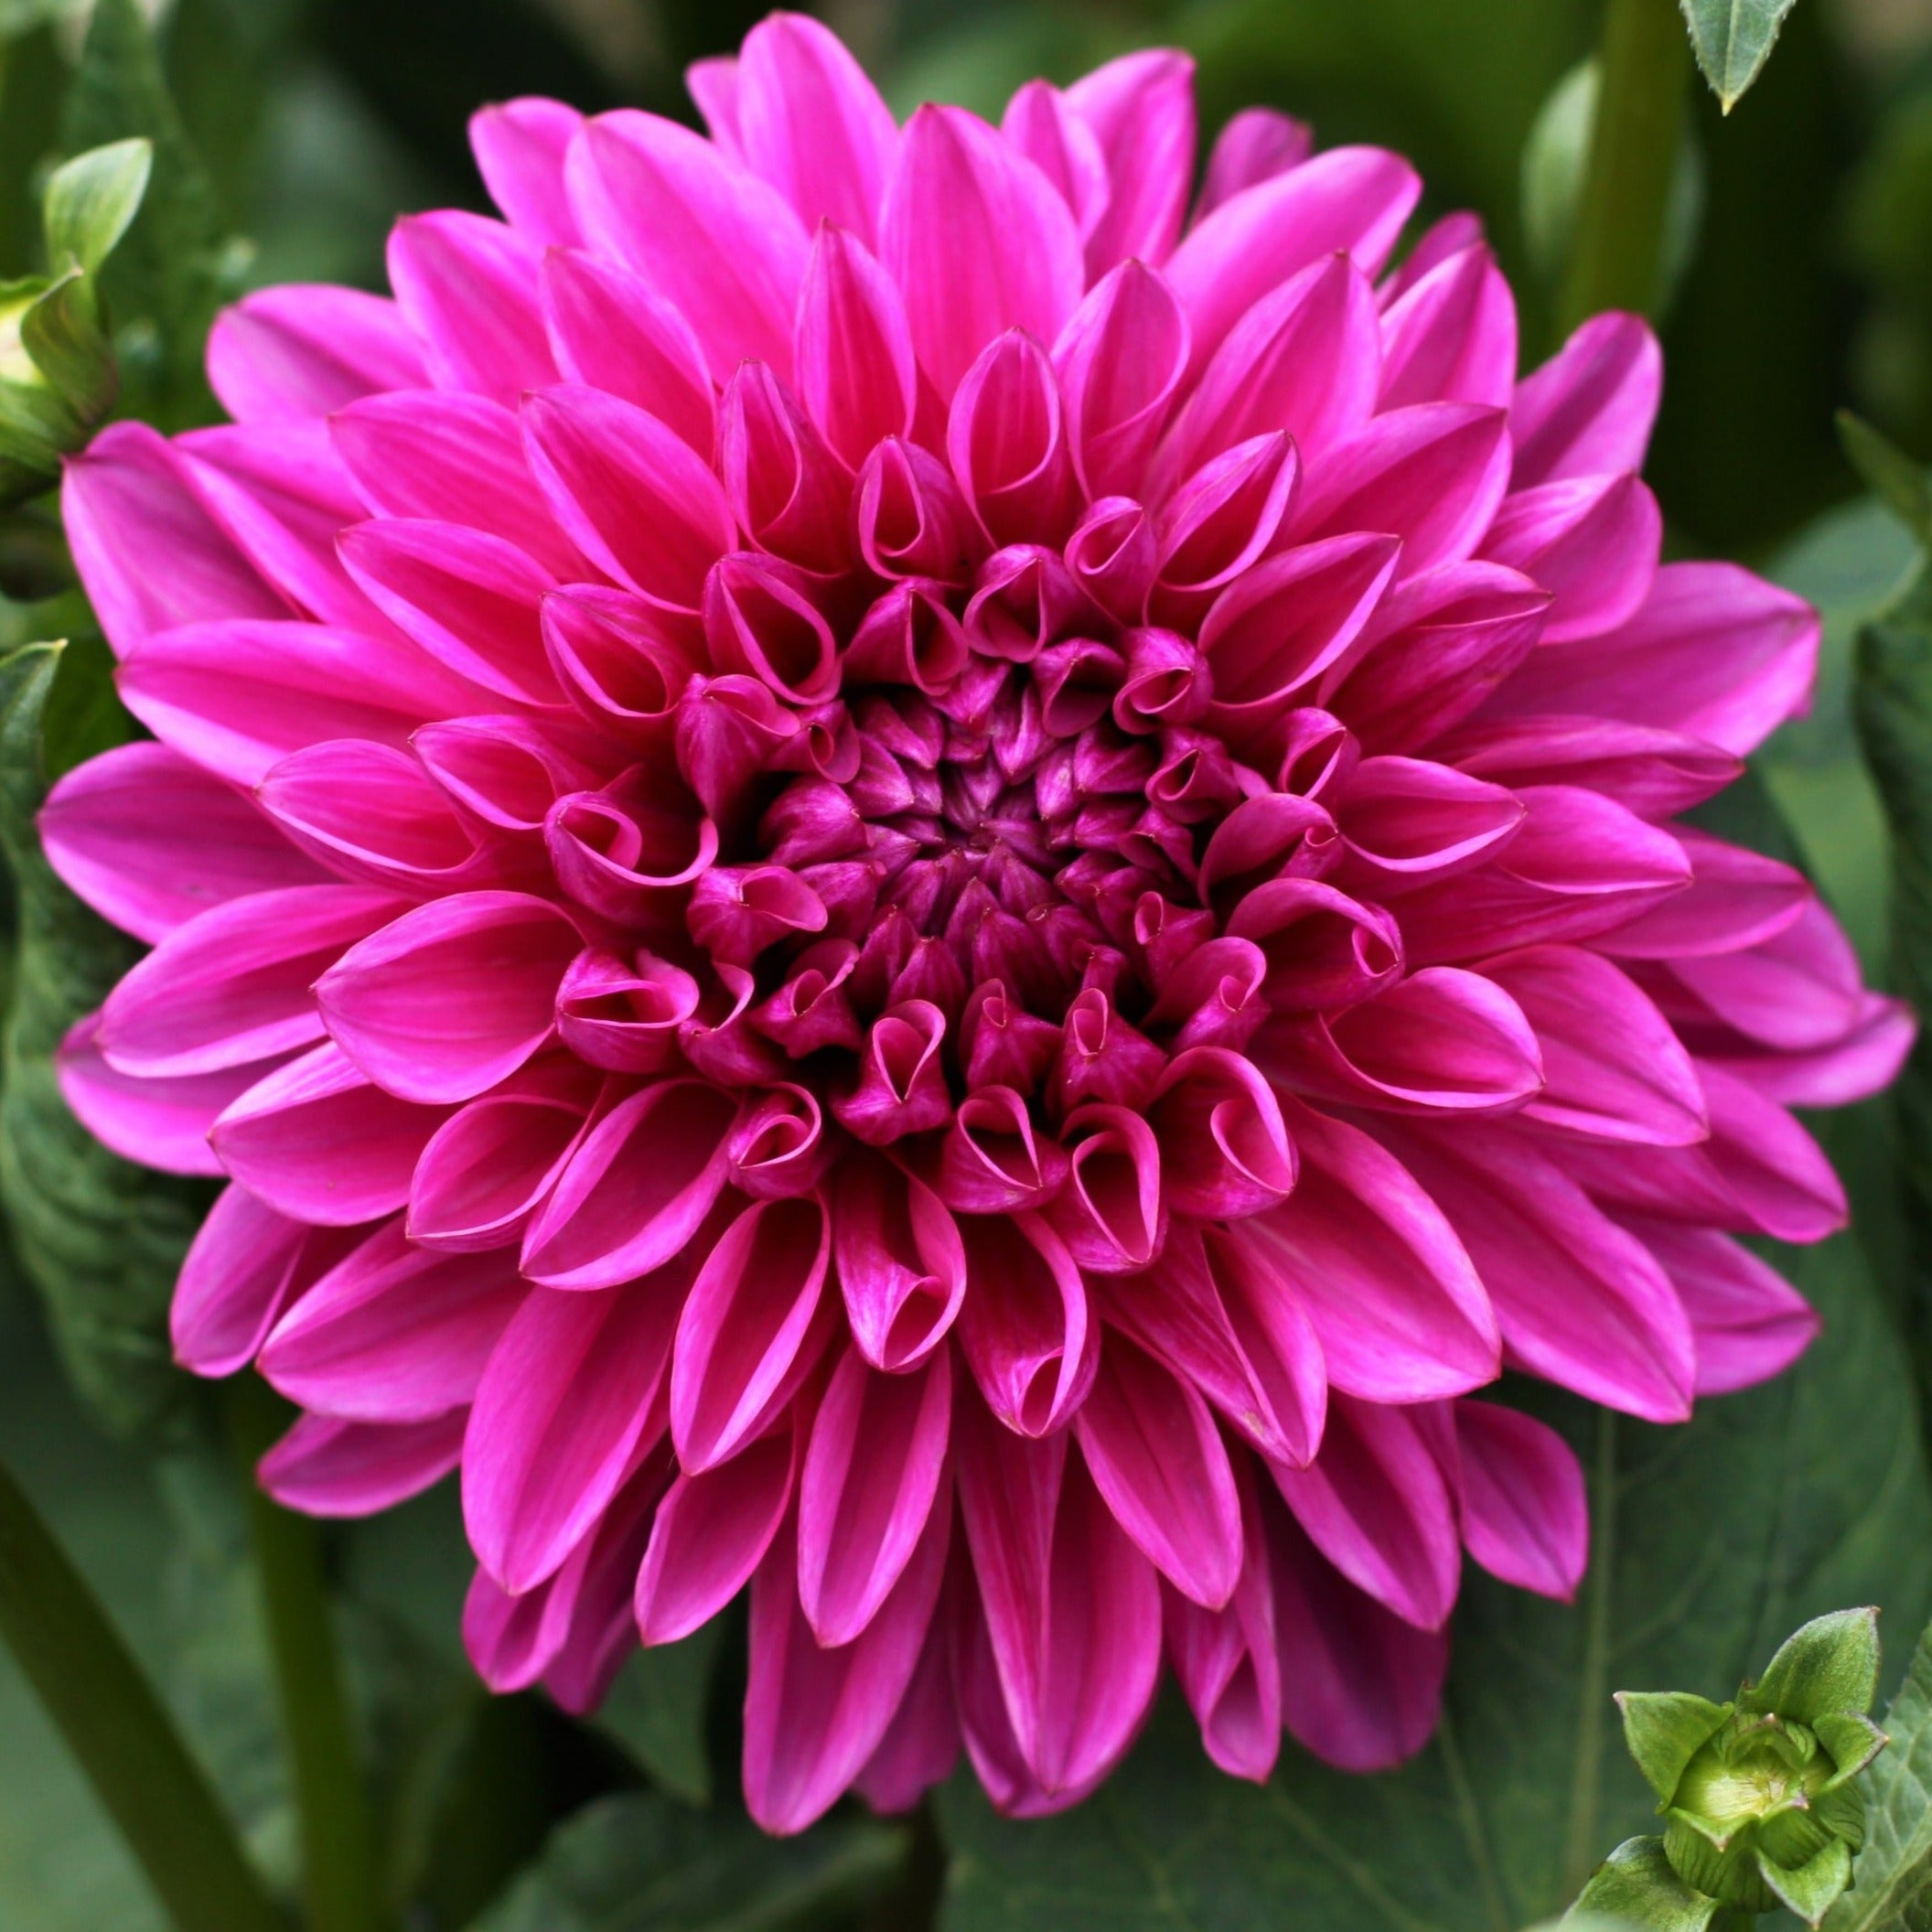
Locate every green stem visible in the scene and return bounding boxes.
[225,1376,387,1932]
[1559,0,1692,333]
[0,1448,284,1932]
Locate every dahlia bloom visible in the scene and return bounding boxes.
[43,14,1911,1831]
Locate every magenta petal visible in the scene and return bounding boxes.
[1196,107,1312,218]
[1147,1046,1296,1219]
[1511,310,1661,487]
[957,1212,1098,1437]
[854,1623,961,1815]
[795,226,919,470]
[470,96,584,246]
[1452,1399,1587,1602]
[1052,261,1190,502]
[1063,48,1196,274]
[259,1409,466,1517]
[1482,473,1661,644]
[832,1151,968,1372]
[206,285,427,426]
[388,209,557,406]
[1378,242,1517,411]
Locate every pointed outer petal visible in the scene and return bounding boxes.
[832,1000,952,1145]
[1223,876,1404,1013]
[1259,965,1544,1115]
[118,618,481,790]
[635,1411,800,1644]
[521,1079,738,1289]
[329,390,586,582]
[1146,1046,1297,1219]
[1271,1391,1461,1630]
[258,1410,467,1518]
[1154,255,1382,498]
[537,253,713,460]
[1395,785,1691,964]
[736,13,898,245]
[832,1154,966,1378]
[1565,1061,1848,1244]
[686,54,742,154]
[953,1404,1163,1801]
[97,884,400,1079]
[1480,946,1707,1146]
[947,330,1077,550]
[1293,402,1512,578]
[795,226,918,470]
[41,743,324,944]
[1164,147,1422,381]
[1147,433,1301,632]
[1704,993,1916,1110]
[207,285,427,426]
[1511,311,1661,487]
[1238,1097,1499,1402]
[703,553,840,703]
[1196,108,1312,219]
[209,1040,446,1224]
[541,585,699,748]
[63,423,285,658]
[1665,896,1880,1051]
[799,1343,952,1645]
[521,385,735,617]
[1438,713,1740,819]
[315,891,580,1104]
[413,714,600,835]
[1330,755,1526,887]
[1002,80,1110,244]
[387,210,556,405]
[1063,48,1196,272]
[257,1219,528,1421]
[1199,534,1401,745]
[1321,561,1550,757]
[464,1273,682,1592]
[1380,1120,1695,1422]
[1615,1214,1819,1396]
[718,372,853,581]
[1264,1486,1448,1771]
[1600,828,1808,961]
[1487,561,1819,758]
[934,1084,1070,1215]
[1050,261,1190,503]
[957,1212,1098,1438]
[671,1193,832,1472]
[879,103,1085,402]
[336,519,563,708]
[57,1017,279,1176]
[854,1615,961,1815]
[745,1487,951,1836]
[1482,473,1660,644]
[1165,1464,1283,1782]
[407,1058,602,1250]
[855,439,982,585]
[1377,243,1518,411]
[1452,1398,1587,1601]
[553,948,697,1075]
[565,109,810,382]
[470,96,582,244]
[1045,1104,1165,1275]
[1074,1330,1242,1610]
[171,1186,362,1376]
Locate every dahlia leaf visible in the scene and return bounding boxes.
[472,1791,909,1932]
[1677,0,1802,113]
[1824,1618,1932,1932]
[0,639,206,1432]
[1569,1836,1720,1932]
[939,1221,1932,1932]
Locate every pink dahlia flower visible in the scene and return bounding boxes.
[45,15,1911,1830]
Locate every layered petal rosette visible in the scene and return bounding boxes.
[48,15,1911,1831]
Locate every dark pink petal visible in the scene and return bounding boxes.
[470,96,583,245]
[1240,1097,1499,1402]
[388,210,557,405]
[317,891,581,1104]
[1511,310,1661,487]
[1330,755,1525,886]
[799,1342,952,1644]
[1224,876,1403,1012]
[542,586,699,749]
[1002,80,1110,245]
[258,1410,467,1517]
[1439,714,1738,819]
[413,714,599,834]
[1196,107,1310,220]
[832,1001,952,1144]
[206,286,427,426]
[1452,1399,1587,1601]
[1663,895,1875,1050]
[703,551,842,701]
[795,226,919,470]
[880,103,1085,401]
[718,370,854,581]
[41,743,323,943]
[1605,828,1807,961]
[464,1273,682,1591]
[1052,261,1189,502]
[957,1212,1097,1437]
[521,1079,738,1289]
[1482,473,1660,644]
[854,1622,960,1815]
[726,1084,833,1200]
[258,1218,527,1421]
[1046,1104,1165,1275]
[548,767,718,931]
[948,330,1077,550]
[1149,433,1301,632]
[1063,48,1196,272]
[1147,1046,1296,1219]
[567,108,810,381]
[1378,242,1516,410]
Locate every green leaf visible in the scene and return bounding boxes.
[1824,1619,1932,1932]
[939,1226,1932,1932]
[0,641,205,1434]
[471,1792,909,1932]
[1615,1693,1731,1805]
[1570,1838,1719,1932]
[41,137,152,276]
[592,1620,727,1809]
[1838,414,1932,544]
[19,271,116,428]
[1676,0,1801,113]
[1742,1609,1882,1722]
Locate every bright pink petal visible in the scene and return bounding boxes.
[259,1410,467,1517]
[1453,1399,1587,1600]
[207,286,427,426]
[470,97,583,246]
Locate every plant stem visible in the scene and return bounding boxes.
[225,1375,387,1932]
[1559,0,1692,333]
[0,1448,284,1932]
